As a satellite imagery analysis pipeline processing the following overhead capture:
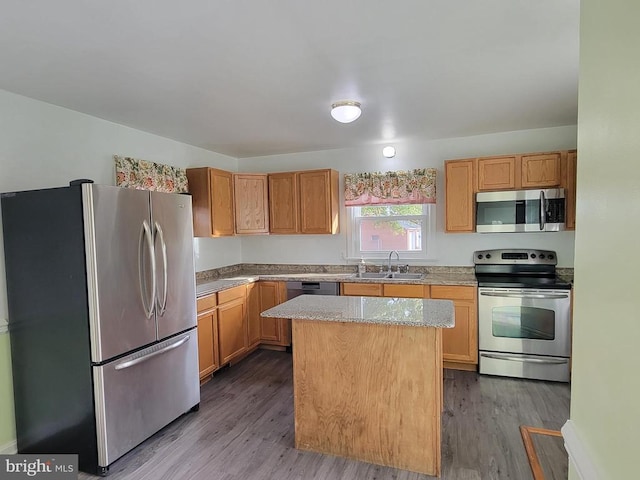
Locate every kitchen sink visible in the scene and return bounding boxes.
[386,273,424,280]
[353,272,390,279]
[352,272,424,280]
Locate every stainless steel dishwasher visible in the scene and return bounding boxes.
[286,281,339,300]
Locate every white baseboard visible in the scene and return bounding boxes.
[562,420,599,480]
[0,440,17,454]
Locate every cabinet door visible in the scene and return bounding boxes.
[246,282,261,348]
[197,309,218,380]
[234,174,269,234]
[521,153,562,188]
[382,284,428,298]
[445,159,476,233]
[268,172,299,234]
[477,156,517,191]
[341,282,383,296]
[210,168,235,236]
[431,285,478,368]
[259,281,290,345]
[186,167,235,237]
[217,297,247,364]
[564,151,577,230]
[298,169,339,234]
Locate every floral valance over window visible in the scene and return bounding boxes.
[344,168,437,206]
[114,155,189,193]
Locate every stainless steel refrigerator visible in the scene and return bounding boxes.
[1,182,200,475]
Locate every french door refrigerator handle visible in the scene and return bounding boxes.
[138,220,156,319]
[154,221,168,316]
[481,353,569,365]
[114,334,191,370]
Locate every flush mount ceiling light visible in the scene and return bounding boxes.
[382,146,396,158]
[330,101,361,123]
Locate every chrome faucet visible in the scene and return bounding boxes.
[387,250,400,273]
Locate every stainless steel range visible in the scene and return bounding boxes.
[475,249,572,382]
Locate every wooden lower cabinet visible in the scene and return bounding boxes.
[430,285,478,370]
[258,281,291,346]
[218,295,248,364]
[196,294,219,382]
[246,282,261,348]
[341,282,383,296]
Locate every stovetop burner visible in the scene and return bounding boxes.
[474,248,572,290]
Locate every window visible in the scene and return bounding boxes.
[346,204,436,260]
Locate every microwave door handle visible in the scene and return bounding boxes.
[539,190,546,230]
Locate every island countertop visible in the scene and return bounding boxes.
[260,294,454,328]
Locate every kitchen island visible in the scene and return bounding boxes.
[261,294,454,477]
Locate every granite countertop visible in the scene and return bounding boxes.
[260,294,454,328]
[196,272,477,297]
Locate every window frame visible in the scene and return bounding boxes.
[345,204,437,261]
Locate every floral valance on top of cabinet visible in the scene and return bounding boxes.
[344,168,437,206]
[114,155,189,193]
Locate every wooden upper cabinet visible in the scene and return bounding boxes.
[445,159,476,233]
[563,150,577,230]
[520,153,562,188]
[233,173,269,234]
[268,172,299,234]
[268,169,339,235]
[299,169,340,234]
[186,167,235,237]
[477,156,517,191]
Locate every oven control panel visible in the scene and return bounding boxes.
[473,249,557,265]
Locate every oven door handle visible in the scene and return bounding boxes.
[480,292,569,300]
[481,353,569,365]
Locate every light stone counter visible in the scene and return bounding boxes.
[261,294,454,328]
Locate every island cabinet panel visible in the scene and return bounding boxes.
[341,282,383,297]
[258,281,290,346]
[431,285,478,370]
[217,286,248,364]
[233,173,269,234]
[445,159,476,233]
[520,152,562,188]
[196,294,219,383]
[246,282,261,349]
[186,167,235,237]
[477,156,517,191]
[382,284,428,298]
[292,320,442,476]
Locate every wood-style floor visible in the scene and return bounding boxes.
[80,349,570,480]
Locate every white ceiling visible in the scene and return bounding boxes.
[0,0,579,158]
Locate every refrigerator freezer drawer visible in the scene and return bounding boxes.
[92,330,200,468]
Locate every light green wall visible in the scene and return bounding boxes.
[0,333,15,447]
[569,0,640,478]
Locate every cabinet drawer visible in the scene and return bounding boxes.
[382,284,426,298]
[217,284,246,304]
[197,293,217,312]
[430,285,475,300]
[341,283,383,297]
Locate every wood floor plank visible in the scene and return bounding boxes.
[79,349,570,480]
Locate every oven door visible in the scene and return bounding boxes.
[478,287,571,357]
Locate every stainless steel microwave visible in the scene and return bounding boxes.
[475,188,566,233]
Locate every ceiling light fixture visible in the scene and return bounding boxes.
[382,146,396,158]
[330,101,361,123]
